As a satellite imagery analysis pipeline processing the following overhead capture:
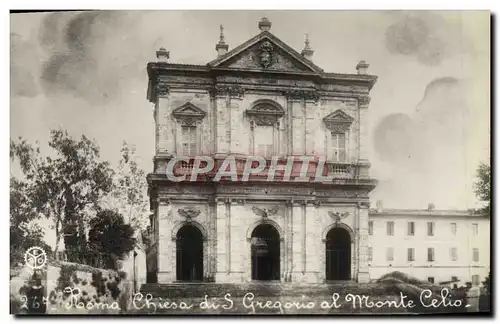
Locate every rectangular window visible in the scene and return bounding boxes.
[255,125,274,158]
[451,276,458,282]
[472,275,480,286]
[407,248,415,262]
[427,248,435,261]
[451,223,457,235]
[386,247,394,261]
[472,223,478,235]
[331,132,346,162]
[368,221,373,235]
[473,248,479,262]
[427,222,435,236]
[450,247,458,261]
[181,126,197,156]
[428,277,435,284]
[368,247,373,261]
[407,222,415,236]
[386,221,394,236]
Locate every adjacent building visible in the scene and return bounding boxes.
[368,202,490,287]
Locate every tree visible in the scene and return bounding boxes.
[102,142,150,233]
[482,271,490,295]
[10,178,51,266]
[474,162,491,217]
[87,209,136,269]
[10,130,114,255]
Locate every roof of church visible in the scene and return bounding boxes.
[147,17,377,89]
[207,30,324,74]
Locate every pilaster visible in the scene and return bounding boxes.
[358,95,371,163]
[157,199,175,283]
[304,201,320,282]
[357,202,371,283]
[291,200,306,282]
[215,198,229,280]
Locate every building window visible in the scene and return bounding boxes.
[427,248,435,261]
[254,125,274,158]
[472,275,480,286]
[331,132,347,162]
[473,248,479,262]
[181,126,197,156]
[368,247,373,261]
[428,277,435,284]
[386,247,394,261]
[472,223,478,235]
[427,222,435,236]
[450,247,458,261]
[386,221,394,236]
[407,222,415,236]
[407,248,415,262]
[451,223,457,235]
[368,221,373,235]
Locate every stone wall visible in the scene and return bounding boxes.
[155,90,362,162]
[45,260,133,314]
[157,197,369,284]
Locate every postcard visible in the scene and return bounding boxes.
[10,10,491,315]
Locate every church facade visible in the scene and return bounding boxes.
[145,17,379,284]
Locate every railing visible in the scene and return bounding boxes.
[153,155,369,182]
[326,163,354,179]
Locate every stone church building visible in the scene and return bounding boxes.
[145,17,379,284]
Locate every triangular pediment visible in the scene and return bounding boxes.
[172,102,206,126]
[172,102,206,118]
[323,109,354,123]
[323,109,354,132]
[208,31,323,74]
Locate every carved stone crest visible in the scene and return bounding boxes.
[178,208,201,221]
[328,211,349,224]
[252,206,278,218]
[259,41,274,68]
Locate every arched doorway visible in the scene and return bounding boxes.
[325,227,351,281]
[176,225,203,281]
[251,224,280,281]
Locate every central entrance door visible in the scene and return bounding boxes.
[176,225,203,281]
[325,227,351,281]
[251,224,280,281]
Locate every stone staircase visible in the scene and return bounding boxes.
[131,281,414,314]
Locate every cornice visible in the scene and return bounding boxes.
[146,65,377,103]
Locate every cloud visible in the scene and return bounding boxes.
[10,33,39,98]
[385,12,460,66]
[39,11,141,106]
[373,113,415,165]
[374,76,467,169]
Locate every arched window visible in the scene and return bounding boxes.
[246,100,284,158]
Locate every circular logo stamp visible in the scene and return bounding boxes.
[24,246,47,270]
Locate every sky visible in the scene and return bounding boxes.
[10,10,490,212]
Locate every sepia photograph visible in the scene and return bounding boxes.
[9,10,491,315]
